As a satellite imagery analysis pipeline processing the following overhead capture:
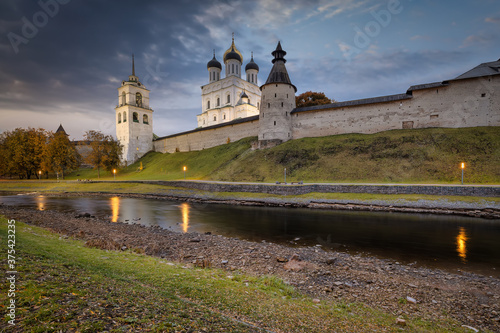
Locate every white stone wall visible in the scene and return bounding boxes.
[259,83,296,141]
[154,118,259,153]
[291,75,500,139]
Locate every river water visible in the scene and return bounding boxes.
[1,194,499,276]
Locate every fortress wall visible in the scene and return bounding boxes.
[154,118,259,153]
[291,75,500,140]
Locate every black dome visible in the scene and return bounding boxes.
[224,46,242,62]
[207,55,222,70]
[245,56,259,71]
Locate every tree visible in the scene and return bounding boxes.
[42,131,81,179]
[84,130,122,178]
[295,91,335,108]
[0,128,48,179]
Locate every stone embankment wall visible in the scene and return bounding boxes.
[132,181,500,197]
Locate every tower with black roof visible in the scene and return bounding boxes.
[258,42,297,147]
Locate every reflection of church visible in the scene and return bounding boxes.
[197,36,261,128]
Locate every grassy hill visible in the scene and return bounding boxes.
[67,126,500,184]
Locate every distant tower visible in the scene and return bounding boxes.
[223,33,243,78]
[115,54,153,165]
[258,42,297,148]
[207,50,222,83]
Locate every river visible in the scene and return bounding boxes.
[1,193,499,276]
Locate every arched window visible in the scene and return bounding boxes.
[207,100,210,110]
[217,97,220,106]
[232,64,234,74]
[133,112,139,123]
[143,114,149,124]
[136,92,142,107]
[118,113,122,124]
[203,119,205,125]
[227,94,230,104]
[223,114,226,120]
[213,115,217,121]
[123,111,127,122]
[121,92,126,105]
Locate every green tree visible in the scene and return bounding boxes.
[84,130,122,178]
[295,91,335,108]
[42,131,81,179]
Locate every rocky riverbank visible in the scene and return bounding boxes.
[2,205,499,332]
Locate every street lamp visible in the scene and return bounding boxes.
[113,169,116,180]
[183,166,187,180]
[38,170,42,180]
[461,162,465,185]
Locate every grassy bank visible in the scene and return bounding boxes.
[0,218,474,332]
[61,126,500,184]
[0,180,499,205]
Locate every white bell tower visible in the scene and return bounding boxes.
[115,55,153,165]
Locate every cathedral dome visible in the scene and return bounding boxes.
[223,37,243,63]
[207,54,222,70]
[245,54,259,71]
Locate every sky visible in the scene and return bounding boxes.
[0,0,499,140]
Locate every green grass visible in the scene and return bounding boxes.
[59,126,500,184]
[0,218,475,332]
[0,181,499,205]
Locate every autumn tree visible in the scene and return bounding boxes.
[295,91,335,108]
[42,131,81,179]
[0,128,48,179]
[84,130,122,178]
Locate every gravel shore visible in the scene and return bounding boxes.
[2,204,500,332]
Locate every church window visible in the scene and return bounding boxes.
[274,121,276,126]
[275,93,277,97]
[118,113,122,124]
[236,66,238,75]
[203,119,205,125]
[143,114,149,124]
[268,103,270,108]
[217,72,220,80]
[121,92,126,105]
[232,64,234,74]
[227,95,230,104]
[207,100,210,109]
[214,116,217,121]
[217,97,220,106]
[133,112,139,123]
[223,114,226,120]
[123,112,127,122]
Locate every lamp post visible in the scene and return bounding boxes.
[461,162,465,185]
[38,170,42,180]
[183,166,187,180]
[113,169,116,180]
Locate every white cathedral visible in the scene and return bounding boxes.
[197,36,261,127]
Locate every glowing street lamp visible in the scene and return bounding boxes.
[113,169,117,180]
[461,162,465,185]
[38,170,42,180]
[183,166,187,180]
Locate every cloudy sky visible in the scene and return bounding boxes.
[1,0,499,139]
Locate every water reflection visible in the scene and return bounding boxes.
[180,202,190,233]
[456,227,468,263]
[36,195,46,210]
[110,197,120,223]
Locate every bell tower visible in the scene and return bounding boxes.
[115,54,153,165]
[258,42,297,148]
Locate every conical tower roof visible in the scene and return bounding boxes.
[264,42,296,91]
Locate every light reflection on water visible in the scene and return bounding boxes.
[180,202,190,233]
[1,194,499,276]
[456,227,468,263]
